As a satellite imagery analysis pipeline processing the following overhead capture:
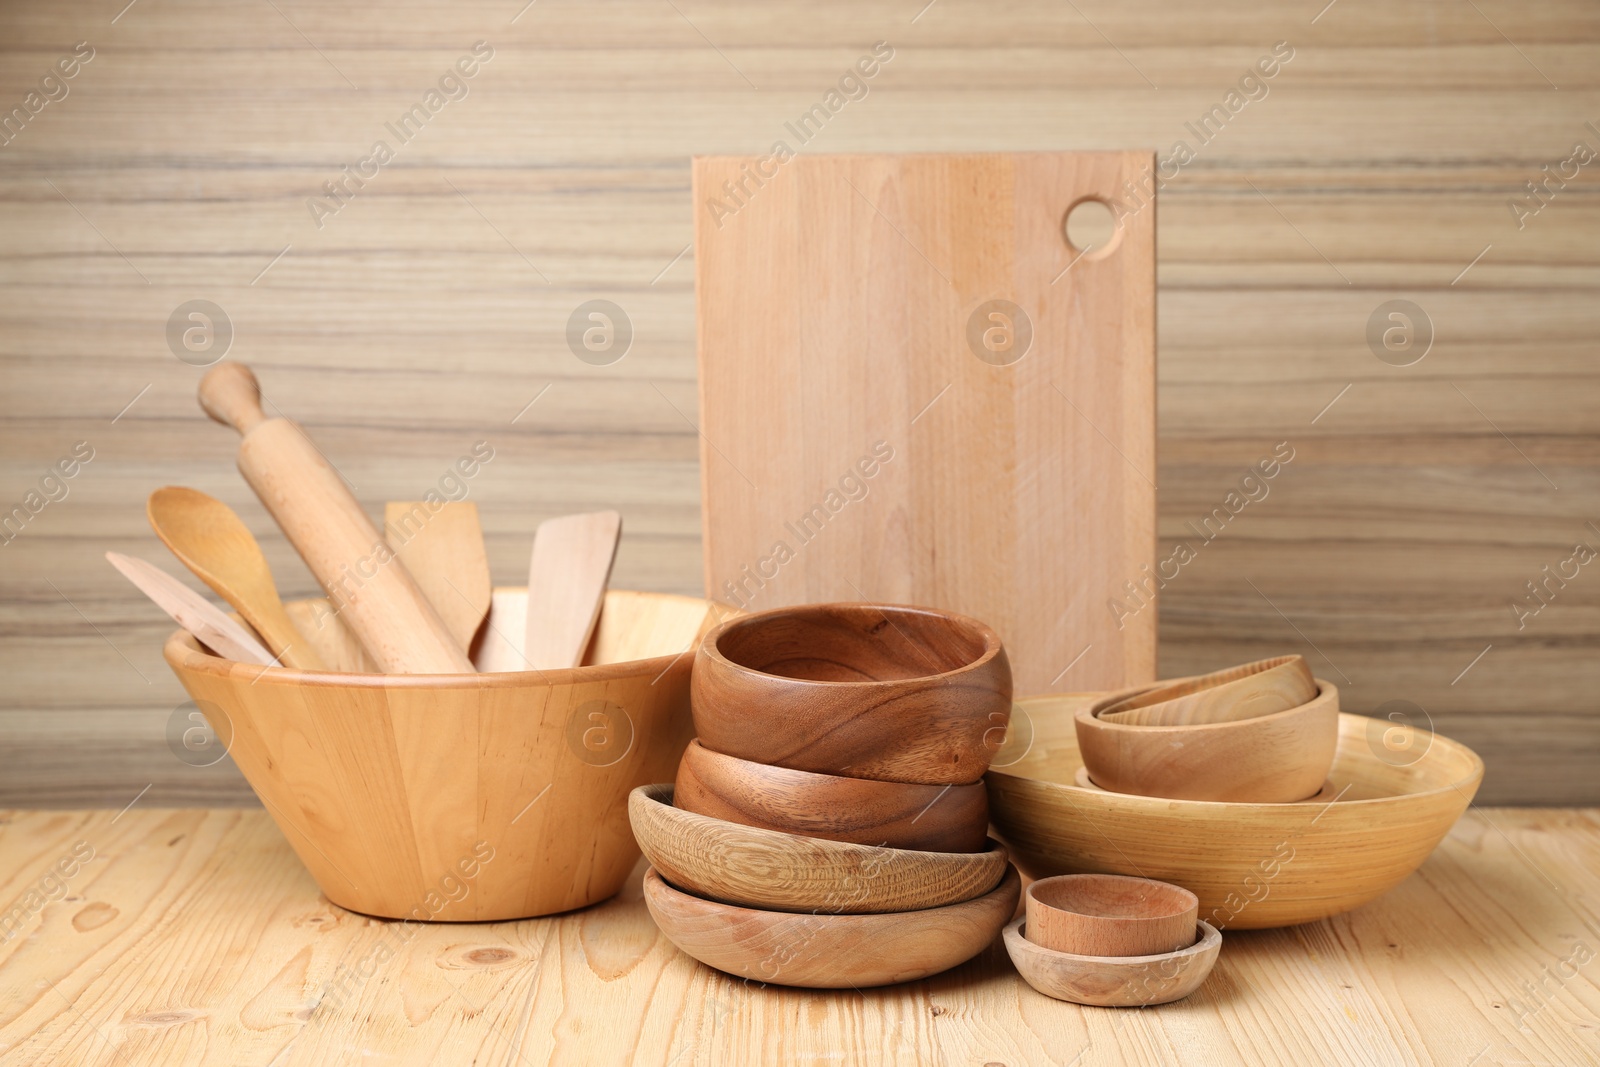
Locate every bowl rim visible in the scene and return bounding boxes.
[696,601,1005,691]
[1004,916,1221,966]
[163,588,721,689]
[1078,679,1338,736]
[990,708,1485,811]
[1025,872,1199,924]
[679,738,988,797]
[644,861,1021,922]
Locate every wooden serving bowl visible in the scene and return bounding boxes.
[1025,873,1198,957]
[987,694,1484,929]
[691,602,1012,785]
[1073,765,1339,804]
[630,784,1008,913]
[674,740,989,853]
[643,864,1022,988]
[1075,680,1340,802]
[165,588,728,921]
[1004,919,1221,1007]
[1096,655,1316,726]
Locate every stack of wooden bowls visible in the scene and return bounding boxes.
[631,602,1022,989]
[1074,655,1339,803]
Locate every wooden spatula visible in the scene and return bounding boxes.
[384,501,492,655]
[524,510,622,669]
[146,486,326,670]
[106,551,275,665]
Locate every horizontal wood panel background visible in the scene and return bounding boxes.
[0,0,1596,804]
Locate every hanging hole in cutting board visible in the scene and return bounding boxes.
[1063,197,1122,260]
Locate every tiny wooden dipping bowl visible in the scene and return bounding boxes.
[691,602,1012,785]
[1096,655,1316,727]
[1075,680,1340,803]
[674,740,990,853]
[1004,919,1221,1007]
[630,784,1008,913]
[1025,874,1198,957]
[643,864,1021,989]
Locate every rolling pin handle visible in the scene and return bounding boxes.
[199,362,269,435]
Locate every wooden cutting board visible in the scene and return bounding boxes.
[694,152,1156,694]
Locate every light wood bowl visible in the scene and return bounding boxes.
[1096,655,1317,726]
[1004,919,1221,1007]
[691,602,1013,785]
[1075,680,1340,802]
[630,784,1009,914]
[1025,874,1198,957]
[987,694,1483,929]
[164,588,726,921]
[1073,765,1338,803]
[674,739,990,853]
[643,864,1021,988]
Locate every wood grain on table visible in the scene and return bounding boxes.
[0,808,1595,1066]
[1,0,1598,804]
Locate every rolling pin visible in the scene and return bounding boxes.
[198,362,475,674]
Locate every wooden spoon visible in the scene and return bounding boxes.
[524,510,621,669]
[146,486,326,670]
[106,551,274,665]
[384,501,492,655]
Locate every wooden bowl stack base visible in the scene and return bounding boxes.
[1005,873,1220,1007]
[636,602,1020,988]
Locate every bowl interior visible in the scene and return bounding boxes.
[714,603,988,683]
[1030,874,1195,921]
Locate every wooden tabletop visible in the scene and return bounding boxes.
[1,808,1595,1066]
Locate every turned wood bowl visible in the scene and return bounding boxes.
[1025,874,1198,957]
[691,602,1012,785]
[1004,919,1221,1007]
[1073,765,1338,803]
[164,588,725,920]
[987,694,1484,929]
[1075,680,1340,802]
[674,739,990,853]
[643,864,1021,988]
[629,784,1008,913]
[1096,655,1316,726]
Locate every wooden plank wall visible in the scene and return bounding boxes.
[0,0,1594,805]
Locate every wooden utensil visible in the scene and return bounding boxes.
[197,362,472,674]
[674,739,989,853]
[695,152,1156,695]
[986,693,1484,929]
[524,510,622,670]
[642,864,1020,989]
[282,598,379,673]
[1024,873,1198,958]
[384,501,492,655]
[146,486,326,671]
[163,587,717,920]
[630,784,1008,914]
[691,602,1012,785]
[1097,655,1317,726]
[107,551,274,666]
[1076,681,1340,803]
[1004,918,1221,1007]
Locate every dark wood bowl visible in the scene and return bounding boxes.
[690,602,1012,785]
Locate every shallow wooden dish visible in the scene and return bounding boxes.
[691,602,1012,785]
[1096,655,1316,726]
[165,588,727,920]
[1025,873,1197,957]
[643,864,1021,988]
[1075,680,1339,802]
[630,784,1008,913]
[987,694,1483,929]
[674,739,990,853]
[1004,918,1221,1007]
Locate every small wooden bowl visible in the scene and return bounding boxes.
[629,784,1009,913]
[643,864,1021,988]
[1004,918,1221,1007]
[1075,680,1340,802]
[1025,874,1198,957]
[674,740,989,853]
[986,694,1484,929]
[691,602,1012,785]
[1073,766,1338,804]
[1096,655,1316,726]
